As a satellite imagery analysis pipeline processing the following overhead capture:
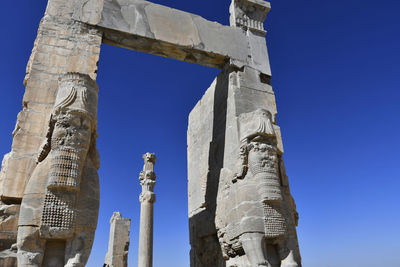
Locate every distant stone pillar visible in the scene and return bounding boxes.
[104,212,131,267]
[138,153,156,267]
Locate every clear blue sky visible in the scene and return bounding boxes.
[1,1,399,266]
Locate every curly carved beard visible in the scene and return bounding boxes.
[248,149,283,202]
[47,147,87,190]
[248,148,287,238]
[40,143,89,238]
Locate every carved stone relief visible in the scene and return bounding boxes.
[230,0,271,34]
[0,0,302,266]
[17,73,100,267]
[215,109,301,267]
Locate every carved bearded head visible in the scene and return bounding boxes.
[238,110,283,204]
[233,109,276,181]
[51,111,92,152]
[247,136,278,176]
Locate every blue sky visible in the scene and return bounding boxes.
[1,1,399,266]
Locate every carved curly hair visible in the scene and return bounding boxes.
[37,111,100,170]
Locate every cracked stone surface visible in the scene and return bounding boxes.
[73,0,270,73]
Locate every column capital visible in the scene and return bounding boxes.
[139,153,157,193]
[139,191,156,204]
[230,0,271,34]
[139,153,157,201]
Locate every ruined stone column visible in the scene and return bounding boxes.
[138,153,156,267]
[188,1,301,266]
[0,0,102,263]
[17,72,101,267]
[104,212,131,267]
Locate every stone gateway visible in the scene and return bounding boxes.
[0,0,302,266]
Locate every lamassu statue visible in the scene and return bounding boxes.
[17,73,100,267]
[216,109,301,267]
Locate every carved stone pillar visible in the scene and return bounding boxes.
[0,0,102,264]
[188,2,301,267]
[138,153,156,267]
[17,73,100,267]
[230,0,272,77]
[104,212,131,267]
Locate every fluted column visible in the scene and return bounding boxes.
[138,153,156,267]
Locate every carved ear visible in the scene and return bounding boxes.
[232,163,247,183]
[232,141,249,182]
[37,115,55,163]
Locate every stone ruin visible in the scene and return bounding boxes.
[104,212,131,267]
[17,73,100,266]
[0,0,301,266]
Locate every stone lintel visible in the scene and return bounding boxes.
[73,0,271,75]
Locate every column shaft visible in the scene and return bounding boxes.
[138,202,154,267]
[138,153,156,267]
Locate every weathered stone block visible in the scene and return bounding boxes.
[11,133,43,155]
[14,106,52,138]
[146,4,201,47]
[104,212,131,267]
[0,250,17,267]
[0,204,20,252]
[188,78,216,216]
[0,0,103,205]
[188,70,230,267]
[73,0,270,73]
[0,156,37,200]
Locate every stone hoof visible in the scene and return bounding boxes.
[257,261,271,267]
[281,263,299,267]
[11,243,18,251]
[65,263,84,267]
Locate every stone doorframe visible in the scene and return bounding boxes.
[0,0,301,266]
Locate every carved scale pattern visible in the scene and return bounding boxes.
[41,191,75,230]
[263,202,286,238]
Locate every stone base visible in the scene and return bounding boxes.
[0,204,20,252]
[0,249,17,267]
